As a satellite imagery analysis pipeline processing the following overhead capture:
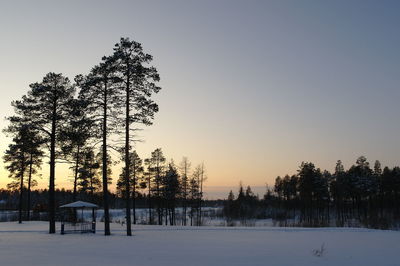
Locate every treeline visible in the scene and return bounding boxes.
[0,157,208,226]
[115,152,207,226]
[0,189,116,216]
[223,184,264,226]
[2,37,206,235]
[224,156,400,229]
[2,145,207,226]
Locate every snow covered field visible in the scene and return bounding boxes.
[0,221,399,266]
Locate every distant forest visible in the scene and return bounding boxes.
[3,156,400,230]
[224,156,400,229]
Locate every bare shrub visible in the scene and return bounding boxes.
[312,243,325,257]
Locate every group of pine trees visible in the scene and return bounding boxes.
[2,37,191,236]
[224,156,400,229]
[116,153,207,226]
[224,184,260,225]
[0,153,207,226]
[273,156,400,228]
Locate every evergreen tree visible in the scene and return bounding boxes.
[297,162,322,224]
[11,73,74,233]
[274,176,283,200]
[4,121,44,222]
[146,148,166,225]
[188,176,200,226]
[24,132,43,221]
[113,37,161,235]
[144,158,154,224]
[224,190,235,222]
[162,162,180,225]
[60,98,93,202]
[78,56,121,235]
[3,126,30,223]
[116,150,144,224]
[77,148,101,195]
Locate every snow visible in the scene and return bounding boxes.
[0,221,399,266]
[59,201,99,208]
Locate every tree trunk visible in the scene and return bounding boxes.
[125,66,132,236]
[18,164,24,224]
[197,165,204,226]
[190,205,193,226]
[199,172,203,226]
[156,173,162,225]
[49,100,56,234]
[102,81,111,236]
[132,151,137,225]
[133,173,136,224]
[165,203,168,225]
[148,173,152,224]
[90,172,95,221]
[27,153,33,221]
[73,146,80,202]
[132,189,136,224]
[182,173,187,226]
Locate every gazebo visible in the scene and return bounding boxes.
[59,201,98,234]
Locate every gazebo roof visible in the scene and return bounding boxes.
[59,201,98,209]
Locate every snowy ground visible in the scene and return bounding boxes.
[0,221,399,266]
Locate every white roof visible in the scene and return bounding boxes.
[59,201,98,208]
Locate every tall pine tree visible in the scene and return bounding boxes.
[78,56,121,235]
[11,73,74,233]
[113,37,161,235]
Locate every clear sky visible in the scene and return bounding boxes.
[0,0,399,199]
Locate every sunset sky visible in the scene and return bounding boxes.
[0,0,399,199]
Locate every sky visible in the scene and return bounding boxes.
[0,0,399,199]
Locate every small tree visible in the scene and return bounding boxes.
[3,126,29,223]
[116,150,144,224]
[163,162,180,225]
[193,163,207,225]
[77,148,101,195]
[144,158,154,224]
[188,177,200,226]
[224,190,235,224]
[145,148,166,225]
[179,157,191,225]
[4,122,43,222]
